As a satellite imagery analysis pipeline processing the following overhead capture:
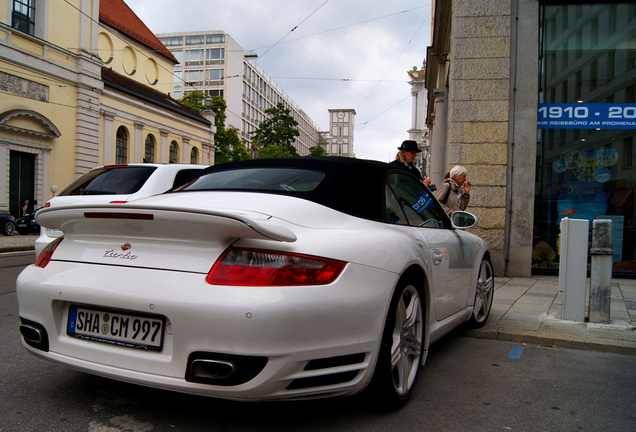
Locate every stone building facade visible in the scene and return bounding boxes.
[426,0,538,276]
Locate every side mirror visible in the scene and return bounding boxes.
[451,211,478,229]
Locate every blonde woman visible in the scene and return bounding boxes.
[390,140,432,187]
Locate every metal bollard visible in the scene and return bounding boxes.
[557,218,589,322]
[589,219,613,323]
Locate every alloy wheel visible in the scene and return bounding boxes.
[390,285,423,396]
[472,260,494,324]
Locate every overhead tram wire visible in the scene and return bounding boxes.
[355,95,411,136]
[251,6,428,52]
[355,11,431,135]
[269,77,404,83]
[258,0,330,59]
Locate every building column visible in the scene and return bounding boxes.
[182,137,190,163]
[505,0,539,277]
[134,121,145,163]
[160,129,169,163]
[429,88,446,187]
[101,110,115,166]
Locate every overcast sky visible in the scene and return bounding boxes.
[126,0,432,162]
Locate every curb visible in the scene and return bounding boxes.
[1,245,35,253]
[461,327,636,356]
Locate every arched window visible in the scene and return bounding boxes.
[169,141,179,163]
[144,134,155,163]
[190,147,199,164]
[116,126,128,163]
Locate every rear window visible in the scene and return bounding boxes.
[172,169,204,189]
[58,166,157,196]
[177,168,325,192]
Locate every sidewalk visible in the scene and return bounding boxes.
[463,275,636,355]
[0,233,39,253]
[2,234,635,354]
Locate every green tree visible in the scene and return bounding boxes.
[251,102,300,157]
[179,90,205,114]
[309,145,327,156]
[209,96,252,163]
[228,126,252,161]
[257,144,297,159]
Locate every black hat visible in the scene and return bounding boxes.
[398,140,421,153]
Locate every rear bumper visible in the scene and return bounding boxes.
[16,261,397,401]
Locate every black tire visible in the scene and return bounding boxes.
[467,258,494,328]
[2,221,15,236]
[368,277,424,410]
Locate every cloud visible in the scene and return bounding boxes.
[125,0,431,162]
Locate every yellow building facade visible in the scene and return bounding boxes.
[0,0,214,217]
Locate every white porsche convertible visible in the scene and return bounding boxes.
[16,156,493,408]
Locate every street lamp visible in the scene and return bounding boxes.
[203,96,213,112]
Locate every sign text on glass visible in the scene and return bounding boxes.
[537,103,636,129]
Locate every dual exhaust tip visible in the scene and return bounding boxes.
[190,359,236,380]
[186,351,268,386]
[19,319,49,351]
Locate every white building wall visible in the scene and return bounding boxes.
[160,31,322,155]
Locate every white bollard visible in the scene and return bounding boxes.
[557,218,589,322]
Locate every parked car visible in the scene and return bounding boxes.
[17,157,493,408]
[0,210,16,236]
[16,209,41,235]
[34,163,207,257]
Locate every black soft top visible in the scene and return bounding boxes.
[184,156,409,221]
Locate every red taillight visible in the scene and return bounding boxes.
[35,236,64,268]
[207,248,345,286]
[43,202,51,208]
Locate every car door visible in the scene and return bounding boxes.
[385,172,474,321]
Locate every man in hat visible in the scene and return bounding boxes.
[391,140,433,188]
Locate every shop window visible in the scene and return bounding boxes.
[590,60,598,92]
[537,2,636,275]
[629,36,636,71]
[607,50,616,81]
[623,138,633,170]
[609,5,617,35]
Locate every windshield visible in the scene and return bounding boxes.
[177,168,325,193]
